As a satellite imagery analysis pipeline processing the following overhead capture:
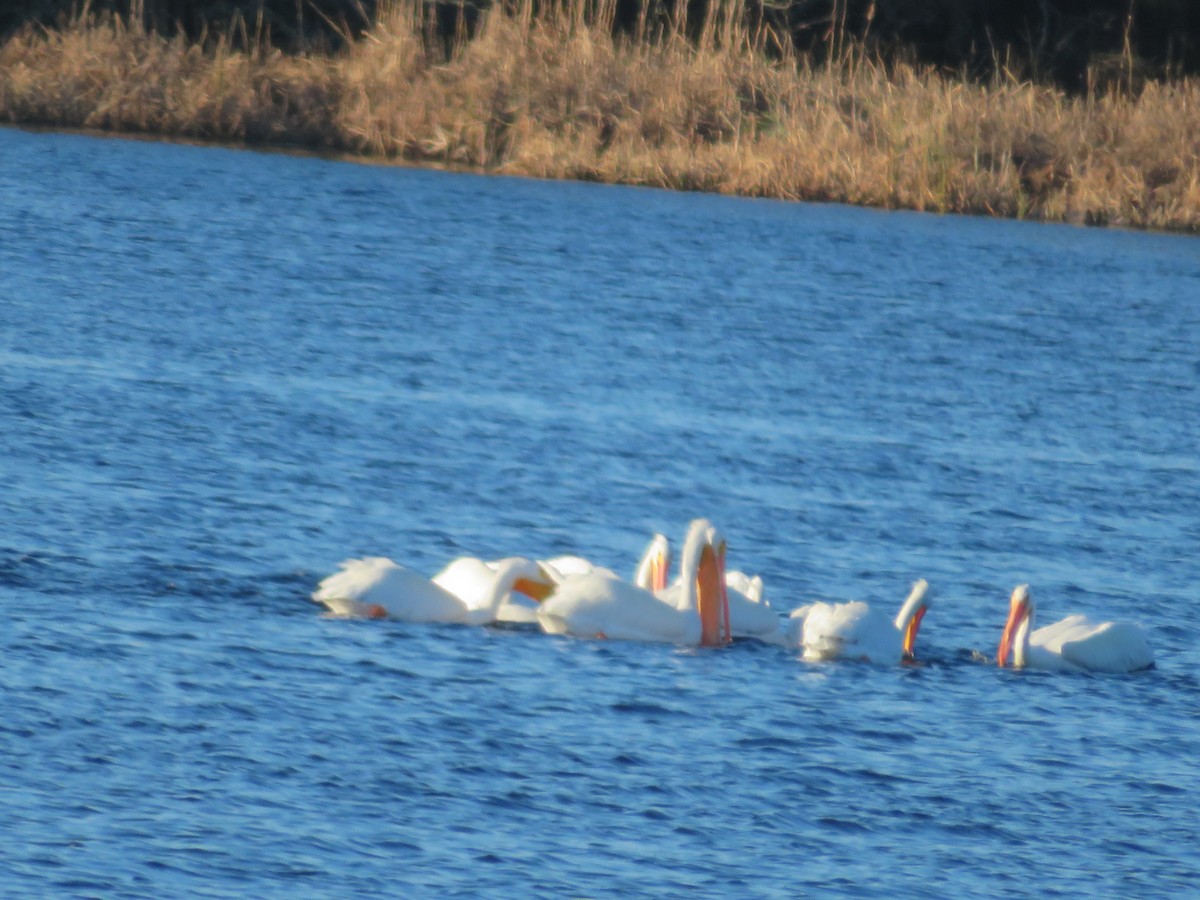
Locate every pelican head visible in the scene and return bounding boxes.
[894,578,931,662]
[633,533,672,593]
[998,584,1033,667]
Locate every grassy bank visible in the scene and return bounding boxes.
[2,1,1199,232]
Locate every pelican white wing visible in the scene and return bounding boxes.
[538,572,701,643]
[431,556,496,605]
[543,555,617,582]
[1034,615,1155,674]
[726,578,784,642]
[313,557,471,622]
[801,601,904,663]
[315,556,554,626]
[725,571,763,603]
[432,556,553,624]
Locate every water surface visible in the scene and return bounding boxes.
[2,127,1199,897]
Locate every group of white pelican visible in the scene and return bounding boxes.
[312,517,1155,674]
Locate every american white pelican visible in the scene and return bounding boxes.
[793,579,931,664]
[537,518,732,646]
[642,535,781,642]
[431,555,558,625]
[312,556,554,625]
[997,584,1154,673]
[659,568,782,642]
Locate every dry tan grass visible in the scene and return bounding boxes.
[2,0,1199,232]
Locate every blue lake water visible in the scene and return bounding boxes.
[2,125,1199,897]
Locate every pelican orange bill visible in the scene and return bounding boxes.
[902,605,927,658]
[512,577,555,602]
[696,543,731,647]
[998,598,1028,667]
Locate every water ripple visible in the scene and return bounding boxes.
[2,126,1199,898]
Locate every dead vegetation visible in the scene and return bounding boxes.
[2,0,1198,231]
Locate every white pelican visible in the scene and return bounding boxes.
[658,568,781,642]
[431,555,558,625]
[537,518,732,646]
[312,556,554,625]
[641,535,780,642]
[793,579,931,664]
[997,584,1154,673]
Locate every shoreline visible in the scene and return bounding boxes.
[3,5,1198,235]
[8,121,1185,243]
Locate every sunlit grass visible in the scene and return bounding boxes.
[2,0,1198,231]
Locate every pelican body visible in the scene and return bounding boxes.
[313,556,553,626]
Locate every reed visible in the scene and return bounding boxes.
[2,0,1198,232]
